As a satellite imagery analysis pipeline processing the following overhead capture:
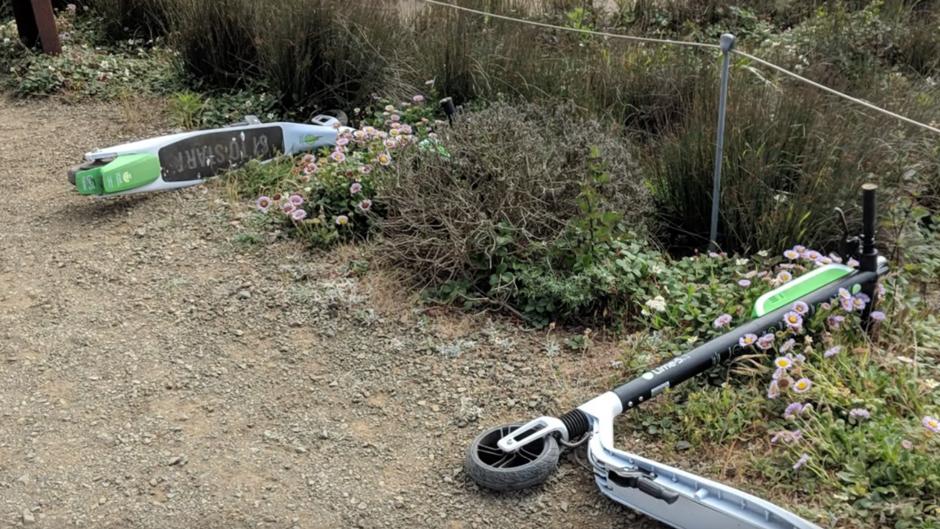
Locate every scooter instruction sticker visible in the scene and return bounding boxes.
[159,126,285,182]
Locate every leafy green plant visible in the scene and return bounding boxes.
[167,90,203,129]
[197,89,280,128]
[1,10,181,98]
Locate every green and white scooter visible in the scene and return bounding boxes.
[67,114,345,197]
[467,185,887,529]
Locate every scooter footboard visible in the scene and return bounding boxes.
[577,393,821,529]
[588,440,821,529]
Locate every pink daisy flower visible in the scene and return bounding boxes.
[792,378,813,394]
[792,453,810,471]
[923,416,940,434]
[713,314,732,328]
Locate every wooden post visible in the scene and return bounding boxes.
[11,0,61,54]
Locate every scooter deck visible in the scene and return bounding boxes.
[578,392,823,529]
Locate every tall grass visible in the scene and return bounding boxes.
[253,0,405,112]
[406,0,711,135]
[167,0,259,87]
[648,72,890,253]
[85,0,170,41]
[81,0,940,253]
[163,0,406,114]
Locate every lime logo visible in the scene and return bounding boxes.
[303,135,321,144]
[122,171,132,183]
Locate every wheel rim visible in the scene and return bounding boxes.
[474,424,549,469]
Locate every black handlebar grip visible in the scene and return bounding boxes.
[440,97,457,125]
[862,183,876,254]
[861,183,878,273]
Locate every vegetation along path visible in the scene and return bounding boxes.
[0,97,659,528]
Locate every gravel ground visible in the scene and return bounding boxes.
[0,97,662,529]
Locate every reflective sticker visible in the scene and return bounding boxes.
[651,382,670,396]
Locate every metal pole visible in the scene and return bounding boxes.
[709,33,735,252]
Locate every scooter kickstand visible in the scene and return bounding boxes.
[608,468,681,505]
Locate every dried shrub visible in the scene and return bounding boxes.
[380,101,653,287]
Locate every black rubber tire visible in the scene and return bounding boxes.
[465,423,560,492]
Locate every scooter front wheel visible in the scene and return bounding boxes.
[465,423,560,491]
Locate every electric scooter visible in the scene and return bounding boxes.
[466,184,887,529]
[67,114,347,197]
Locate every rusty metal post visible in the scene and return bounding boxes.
[11,0,61,54]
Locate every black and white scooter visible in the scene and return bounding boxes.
[466,185,887,529]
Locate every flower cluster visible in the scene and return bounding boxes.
[639,237,935,505]
[252,96,436,246]
[735,246,932,475]
[256,193,308,222]
[783,244,857,269]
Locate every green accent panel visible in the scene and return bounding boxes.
[752,264,854,317]
[75,167,104,195]
[100,154,161,194]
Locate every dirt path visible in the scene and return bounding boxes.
[0,97,659,529]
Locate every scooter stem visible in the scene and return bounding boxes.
[860,183,878,273]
